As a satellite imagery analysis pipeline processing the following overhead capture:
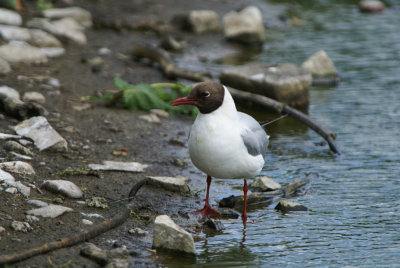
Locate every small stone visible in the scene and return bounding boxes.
[80,243,109,266]
[146,175,190,193]
[28,29,62,48]
[139,113,160,124]
[11,221,32,232]
[27,199,49,207]
[26,204,73,218]
[0,8,22,26]
[301,50,339,86]
[0,161,35,175]
[249,176,282,192]
[0,25,30,41]
[203,218,225,231]
[40,47,66,58]
[0,226,5,233]
[275,199,308,213]
[153,215,196,255]
[22,91,46,104]
[223,6,265,44]
[86,197,108,209]
[72,103,92,111]
[128,227,148,236]
[0,86,20,100]
[14,116,68,152]
[359,0,385,13]
[26,215,40,222]
[5,187,18,194]
[10,152,32,161]
[82,219,93,225]
[43,7,92,28]
[98,47,111,55]
[47,78,61,88]
[52,17,87,45]
[150,109,169,118]
[80,243,129,267]
[0,42,48,65]
[11,181,31,197]
[43,180,83,199]
[88,160,149,172]
[0,168,15,184]
[53,197,64,204]
[3,140,34,156]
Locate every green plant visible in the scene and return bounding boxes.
[91,78,198,116]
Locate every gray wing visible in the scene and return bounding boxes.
[238,112,269,157]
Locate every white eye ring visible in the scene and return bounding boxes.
[202,91,210,97]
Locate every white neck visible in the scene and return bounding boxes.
[203,86,237,118]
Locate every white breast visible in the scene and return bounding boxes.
[188,88,265,179]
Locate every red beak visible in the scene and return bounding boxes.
[171,97,199,106]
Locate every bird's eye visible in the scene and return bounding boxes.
[201,91,210,98]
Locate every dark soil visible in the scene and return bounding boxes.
[0,0,286,267]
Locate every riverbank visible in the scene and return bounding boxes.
[0,0,288,266]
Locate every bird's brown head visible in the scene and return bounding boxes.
[171,81,225,114]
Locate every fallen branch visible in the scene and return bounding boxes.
[131,45,340,154]
[0,180,149,265]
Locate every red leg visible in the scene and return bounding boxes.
[190,175,220,216]
[242,178,248,228]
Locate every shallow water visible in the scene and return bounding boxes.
[165,1,400,267]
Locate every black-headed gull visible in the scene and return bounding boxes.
[171,81,269,227]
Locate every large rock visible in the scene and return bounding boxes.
[220,63,311,109]
[249,176,282,192]
[43,179,83,199]
[223,6,265,45]
[0,8,22,26]
[43,7,92,28]
[146,175,190,194]
[153,215,196,255]
[301,50,339,86]
[14,116,68,152]
[0,42,48,65]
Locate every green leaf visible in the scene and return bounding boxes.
[92,78,198,116]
